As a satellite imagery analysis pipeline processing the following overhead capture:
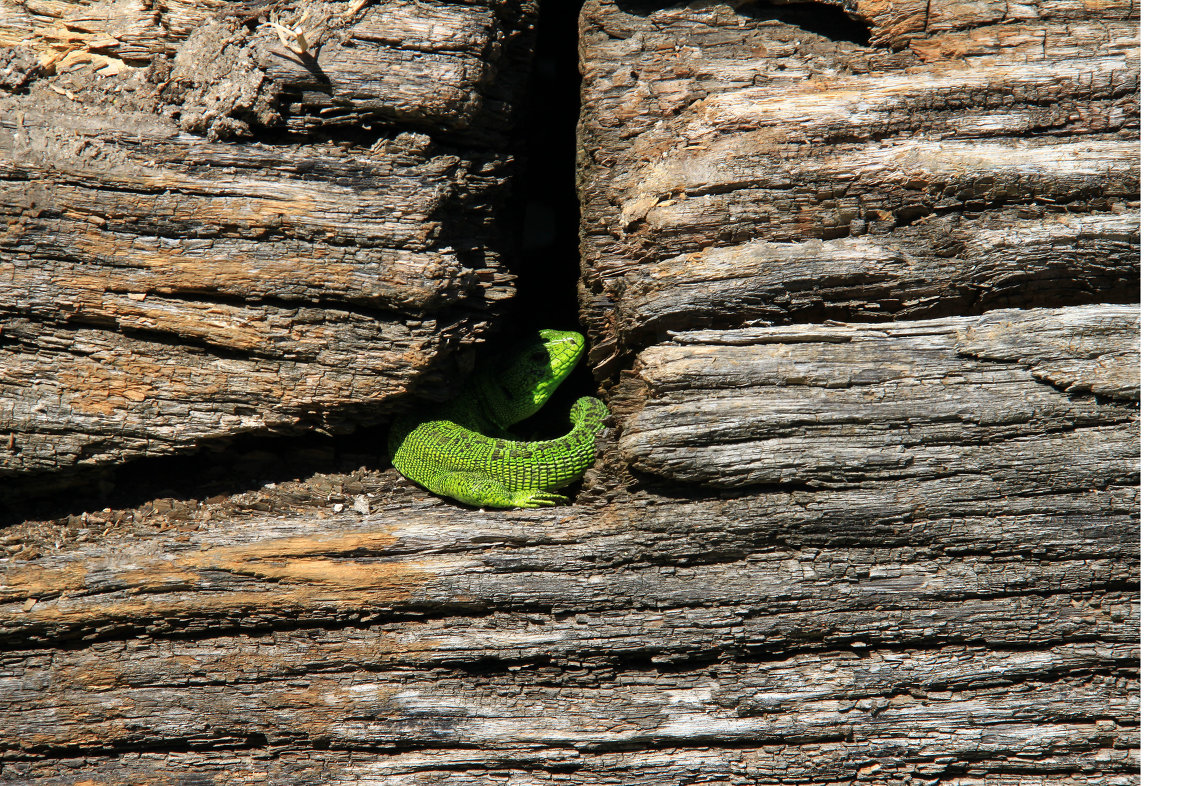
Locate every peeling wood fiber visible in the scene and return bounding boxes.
[578,0,1139,375]
[0,0,1139,783]
[0,0,539,481]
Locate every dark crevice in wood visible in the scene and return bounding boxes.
[504,0,600,413]
[251,114,513,155]
[6,734,274,764]
[614,2,873,47]
[736,2,873,45]
[510,0,587,333]
[0,430,391,526]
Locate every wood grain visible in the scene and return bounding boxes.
[0,0,537,481]
[618,305,1138,487]
[578,0,1140,375]
[0,1,1139,783]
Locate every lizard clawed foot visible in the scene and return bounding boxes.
[510,490,569,508]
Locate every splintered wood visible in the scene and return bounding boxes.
[578,0,1138,373]
[1,0,537,480]
[1,1,1138,783]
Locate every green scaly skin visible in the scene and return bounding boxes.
[388,330,609,509]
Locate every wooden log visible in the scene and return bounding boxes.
[0,302,1139,777]
[0,1,1140,783]
[578,0,1140,375]
[1,0,534,142]
[2,639,1137,763]
[0,738,1141,786]
[617,305,1138,487]
[612,211,1138,344]
[1,475,1138,646]
[0,0,537,483]
[1,466,1137,780]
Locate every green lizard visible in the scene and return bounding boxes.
[387,329,609,509]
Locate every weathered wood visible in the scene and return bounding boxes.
[1,473,1138,647]
[0,0,537,482]
[618,305,1138,487]
[0,304,1139,778]
[1,0,534,142]
[2,639,1137,765]
[1,464,1137,779]
[578,0,1139,375]
[613,211,1138,344]
[0,0,1140,783]
[0,468,1140,781]
[0,744,1141,786]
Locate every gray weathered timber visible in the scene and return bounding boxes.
[2,478,1138,647]
[613,211,1139,344]
[0,0,1139,783]
[618,305,1138,487]
[1,468,1137,780]
[579,0,1139,376]
[0,302,1139,781]
[0,0,536,482]
[0,741,1141,785]
[2,640,1137,769]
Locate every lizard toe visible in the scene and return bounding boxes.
[513,490,569,508]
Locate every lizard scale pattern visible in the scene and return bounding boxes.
[388,330,609,509]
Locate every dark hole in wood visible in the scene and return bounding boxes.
[0,428,388,526]
[742,2,871,45]
[615,1,872,47]
[512,0,587,335]
[507,0,599,435]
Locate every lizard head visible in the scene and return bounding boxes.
[483,329,586,427]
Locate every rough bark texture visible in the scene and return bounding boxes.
[577,0,1139,376]
[1,0,1138,783]
[1,0,537,482]
[618,305,1138,487]
[2,419,1139,780]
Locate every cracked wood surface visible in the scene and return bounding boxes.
[578,0,1139,376]
[1,301,1140,782]
[563,2,1139,779]
[2,475,1138,781]
[617,305,1138,487]
[1,0,537,482]
[1,0,1139,783]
